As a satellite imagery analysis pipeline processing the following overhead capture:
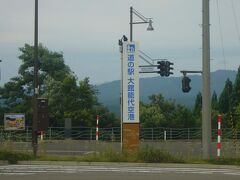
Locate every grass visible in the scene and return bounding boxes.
[0,150,33,164]
[36,146,184,163]
[0,147,183,164]
[207,158,240,166]
[1,148,240,166]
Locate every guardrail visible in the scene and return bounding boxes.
[0,126,239,142]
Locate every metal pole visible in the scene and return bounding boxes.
[202,0,212,159]
[96,115,99,141]
[111,128,114,142]
[0,59,2,80]
[120,44,123,150]
[151,128,154,141]
[26,127,29,141]
[49,127,52,140]
[130,6,133,41]
[90,127,93,140]
[164,130,167,141]
[217,115,222,159]
[32,0,39,157]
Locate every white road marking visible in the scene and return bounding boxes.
[0,165,240,176]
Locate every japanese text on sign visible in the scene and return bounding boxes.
[122,42,139,123]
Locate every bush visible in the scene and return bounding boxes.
[0,151,33,164]
[136,146,184,163]
[36,147,183,163]
[208,158,240,166]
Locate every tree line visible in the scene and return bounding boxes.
[140,67,240,129]
[0,44,239,129]
[0,44,119,128]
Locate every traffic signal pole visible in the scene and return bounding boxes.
[202,0,212,159]
[32,0,39,157]
[179,0,211,159]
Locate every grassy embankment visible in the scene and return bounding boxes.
[1,147,240,165]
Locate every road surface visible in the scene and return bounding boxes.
[1,164,240,180]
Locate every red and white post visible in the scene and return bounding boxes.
[96,115,99,141]
[217,115,222,159]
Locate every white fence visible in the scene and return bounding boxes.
[0,126,239,142]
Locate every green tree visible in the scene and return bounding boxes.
[218,78,233,113]
[0,44,71,125]
[94,106,120,128]
[140,94,195,128]
[211,91,220,129]
[43,76,99,126]
[235,104,240,129]
[211,91,218,110]
[140,102,165,128]
[193,92,202,115]
[232,66,240,108]
[0,44,118,127]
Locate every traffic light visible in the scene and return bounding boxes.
[157,60,174,77]
[157,61,166,77]
[165,61,174,77]
[182,76,191,93]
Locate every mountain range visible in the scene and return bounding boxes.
[96,70,237,115]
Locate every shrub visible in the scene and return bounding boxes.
[0,151,33,164]
[136,146,184,163]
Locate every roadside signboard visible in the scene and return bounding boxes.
[122,41,139,123]
[4,113,25,131]
[139,66,155,73]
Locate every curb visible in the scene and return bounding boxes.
[0,161,237,170]
[0,160,8,165]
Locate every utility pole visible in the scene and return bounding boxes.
[202,0,212,159]
[32,0,39,157]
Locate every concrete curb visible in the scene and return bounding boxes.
[0,160,8,165]
[0,160,236,169]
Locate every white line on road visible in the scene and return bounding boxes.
[0,165,240,176]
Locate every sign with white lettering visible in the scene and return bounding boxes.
[139,66,155,73]
[122,42,139,123]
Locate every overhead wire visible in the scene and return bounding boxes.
[231,0,240,44]
[216,0,227,69]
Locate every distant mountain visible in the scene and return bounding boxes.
[96,70,237,115]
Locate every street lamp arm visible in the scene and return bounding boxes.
[130,6,154,41]
[132,8,151,23]
[139,50,153,61]
[132,22,149,24]
[139,55,154,65]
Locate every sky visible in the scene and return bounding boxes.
[0,0,240,85]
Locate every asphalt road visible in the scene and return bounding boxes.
[1,164,240,180]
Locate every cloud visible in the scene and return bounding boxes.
[0,0,240,84]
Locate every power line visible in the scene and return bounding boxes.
[231,0,240,44]
[216,0,227,69]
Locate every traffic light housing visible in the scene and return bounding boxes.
[157,60,174,77]
[182,76,191,93]
[165,61,174,77]
[157,61,166,77]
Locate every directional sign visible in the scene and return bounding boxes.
[139,66,155,73]
[122,41,139,123]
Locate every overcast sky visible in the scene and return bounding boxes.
[0,0,240,85]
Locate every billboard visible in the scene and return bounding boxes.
[4,113,25,131]
[122,41,139,123]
